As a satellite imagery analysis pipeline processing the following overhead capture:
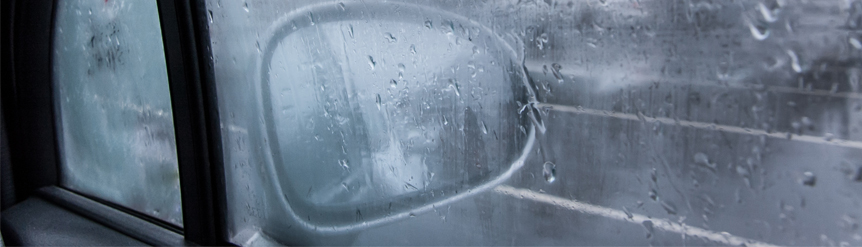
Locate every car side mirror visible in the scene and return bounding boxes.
[255,1,537,241]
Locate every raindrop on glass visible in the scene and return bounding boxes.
[746,19,770,41]
[551,63,563,83]
[801,171,816,187]
[384,32,397,43]
[661,200,677,215]
[375,94,382,110]
[368,56,376,70]
[642,220,655,239]
[542,161,556,183]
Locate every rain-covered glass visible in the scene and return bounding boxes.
[53,0,183,226]
[208,0,862,245]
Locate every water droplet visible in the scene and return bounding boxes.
[375,94,382,110]
[536,33,549,50]
[801,171,816,186]
[746,19,770,41]
[736,165,750,177]
[661,200,677,215]
[409,44,417,55]
[404,182,418,190]
[390,79,398,88]
[787,50,802,73]
[757,2,779,23]
[692,152,709,164]
[448,79,461,97]
[424,20,433,29]
[642,220,655,239]
[243,2,249,12]
[648,189,658,201]
[551,63,563,83]
[338,2,346,11]
[851,37,862,49]
[368,56,376,70]
[443,20,455,34]
[348,24,354,39]
[339,159,350,170]
[538,33,549,43]
[384,32,397,43]
[622,206,633,219]
[355,209,362,222]
[480,121,488,134]
[694,152,717,170]
[307,12,315,25]
[542,161,556,183]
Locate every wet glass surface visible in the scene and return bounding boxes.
[208,0,862,245]
[53,0,183,226]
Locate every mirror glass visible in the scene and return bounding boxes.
[262,1,536,230]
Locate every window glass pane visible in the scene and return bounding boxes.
[208,0,862,245]
[53,0,182,226]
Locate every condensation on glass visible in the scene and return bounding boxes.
[208,0,862,245]
[53,0,182,226]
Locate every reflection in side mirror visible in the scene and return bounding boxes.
[256,1,536,240]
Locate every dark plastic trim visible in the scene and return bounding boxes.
[67,187,184,234]
[157,0,230,245]
[36,186,188,246]
[1,0,59,204]
[2,197,148,246]
[1,0,17,212]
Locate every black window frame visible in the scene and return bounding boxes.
[1,0,232,245]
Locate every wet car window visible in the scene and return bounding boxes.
[53,0,183,226]
[208,0,862,245]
